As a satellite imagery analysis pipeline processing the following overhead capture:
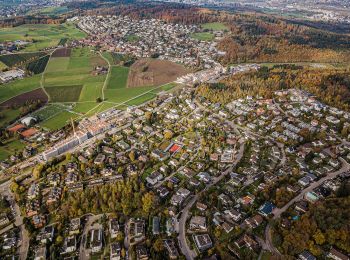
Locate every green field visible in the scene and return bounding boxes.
[41,110,78,130]
[0,23,86,51]
[31,104,66,121]
[0,139,25,161]
[191,32,215,41]
[44,48,107,102]
[125,93,156,106]
[104,86,155,104]
[0,108,21,128]
[106,66,129,89]
[202,22,229,31]
[126,34,140,42]
[0,61,7,71]
[73,102,99,114]
[45,85,83,102]
[79,82,103,102]
[45,57,70,72]
[0,75,41,104]
[28,6,70,16]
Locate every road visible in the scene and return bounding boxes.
[264,157,350,255]
[79,214,102,260]
[273,157,350,219]
[177,140,245,260]
[0,174,30,260]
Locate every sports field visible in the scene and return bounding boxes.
[202,22,229,31]
[0,23,86,51]
[41,110,79,130]
[191,32,215,41]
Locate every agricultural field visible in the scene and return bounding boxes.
[0,88,48,108]
[45,57,70,73]
[58,38,68,46]
[0,52,46,67]
[102,52,135,66]
[79,82,103,102]
[0,23,86,51]
[0,47,181,132]
[106,66,129,89]
[191,32,215,41]
[202,22,229,31]
[26,55,50,74]
[51,48,71,57]
[128,59,189,88]
[45,85,83,102]
[0,74,41,104]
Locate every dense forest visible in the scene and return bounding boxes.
[196,66,350,111]
[272,195,350,256]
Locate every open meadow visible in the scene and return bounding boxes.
[0,23,86,51]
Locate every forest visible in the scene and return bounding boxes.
[272,194,350,257]
[196,66,350,111]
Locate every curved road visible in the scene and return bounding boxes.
[264,158,350,255]
[177,141,245,260]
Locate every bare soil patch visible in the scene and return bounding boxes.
[51,48,72,58]
[0,88,48,108]
[127,59,190,88]
[90,56,107,67]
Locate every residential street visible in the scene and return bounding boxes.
[264,157,350,255]
[177,140,245,260]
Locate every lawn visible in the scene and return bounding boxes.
[191,32,215,41]
[152,82,177,93]
[125,93,156,106]
[45,85,83,102]
[126,34,140,42]
[41,110,78,130]
[202,22,229,31]
[0,108,21,128]
[106,66,129,89]
[0,74,41,104]
[0,23,86,51]
[73,102,99,114]
[0,61,7,70]
[0,139,25,161]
